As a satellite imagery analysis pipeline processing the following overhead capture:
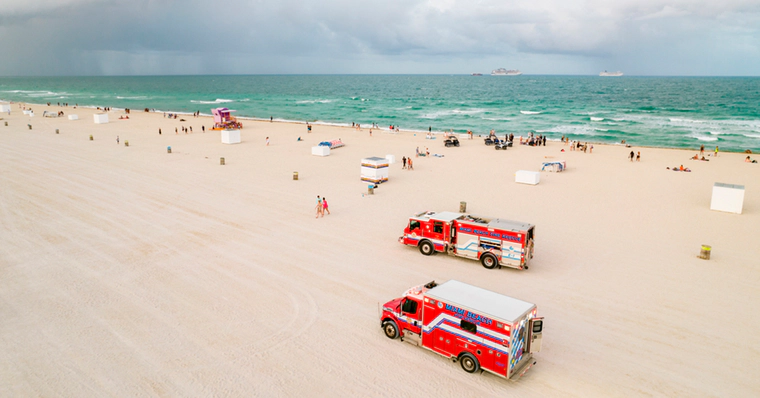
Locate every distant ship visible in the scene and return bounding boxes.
[599,71,623,77]
[491,68,522,76]
[471,73,483,76]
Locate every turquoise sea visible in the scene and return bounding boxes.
[2,75,759,152]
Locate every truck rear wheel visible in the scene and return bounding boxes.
[419,241,434,256]
[459,353,480,373]
[481,253,498,269]
[382,320,399,340]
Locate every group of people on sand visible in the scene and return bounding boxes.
[401,156,414,170]
[315,195,330,218]
[566,138,592,153]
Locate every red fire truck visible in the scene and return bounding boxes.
[380,280,544,379]
[399,211,535,270]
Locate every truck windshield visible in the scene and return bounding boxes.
[410,220,420,231]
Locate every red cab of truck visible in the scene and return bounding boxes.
[380,280,544,380]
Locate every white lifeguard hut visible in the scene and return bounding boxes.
[710,182,744,214]
[0,103,10,113]
[361,157,389,184]
[221,129,241,144]
[93,113,109,124]
[312,146,330,156]
[515,170,540,185]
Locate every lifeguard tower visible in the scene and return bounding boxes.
[211,107,242,130]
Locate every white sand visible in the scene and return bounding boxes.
[1,104,759,396]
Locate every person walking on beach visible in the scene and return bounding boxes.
[322,197,330,215]
[636,151,641,162]
[700,145,705,157]
[402,156,407,169]
[408,158,413,170]
[369,129,372,137]
[266,137,270,146]
[116,135,119,144]
[315,196,323,218]
[175,127,178,134]
[629,151,635,161]
[270,116,273,122]
[158,128,162,135]
[202,125,205,133]
[715,146,719,157]
[415,147,420,157]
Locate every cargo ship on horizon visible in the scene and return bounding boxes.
[491,68,522,76]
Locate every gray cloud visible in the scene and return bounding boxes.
[0,0,758,75]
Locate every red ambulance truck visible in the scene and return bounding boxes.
[380,280,544,380]
[399,211,536,270]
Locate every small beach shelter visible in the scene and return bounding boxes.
[93,113,109,124]
[221,129,241,144]
[361,157,389,183]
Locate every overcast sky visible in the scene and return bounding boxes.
[1,0,758,76]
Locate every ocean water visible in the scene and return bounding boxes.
[2,75,759,152]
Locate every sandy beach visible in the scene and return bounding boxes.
[1,104,759,397]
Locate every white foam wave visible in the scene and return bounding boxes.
[296,99,334,104]
[116,96,149,100]
[670,117,705,124]
[520,110,541,115]
[483,117,511,122]
[536,125,598,136]
[686,133,718,142]
[743,134,760,138]
[190,98,235,104]
[420,108,485,119]
[590,117,604,121]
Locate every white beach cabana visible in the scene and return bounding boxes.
[221,129,241,144]
[93,113,108,124]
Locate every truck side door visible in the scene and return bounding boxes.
[399,298,422,334]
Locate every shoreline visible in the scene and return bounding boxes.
[3,99,754,154]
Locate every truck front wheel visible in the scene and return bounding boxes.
[419,241,434,256]
[459,352,480,373]
[382,320,399,340]
[481,253,498,269]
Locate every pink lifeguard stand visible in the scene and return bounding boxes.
[211,107,241,130]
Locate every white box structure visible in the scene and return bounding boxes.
[221,129,241,144]
[312,146,330,156]
[710,183,744,214]
[361,157,389,184]
[0,104,10,113]
[515,170,540,185]
[68,114,79,120]
[93,113,109,124]
[386,154,396,164]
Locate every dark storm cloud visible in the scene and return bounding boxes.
[0,0,758,75]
